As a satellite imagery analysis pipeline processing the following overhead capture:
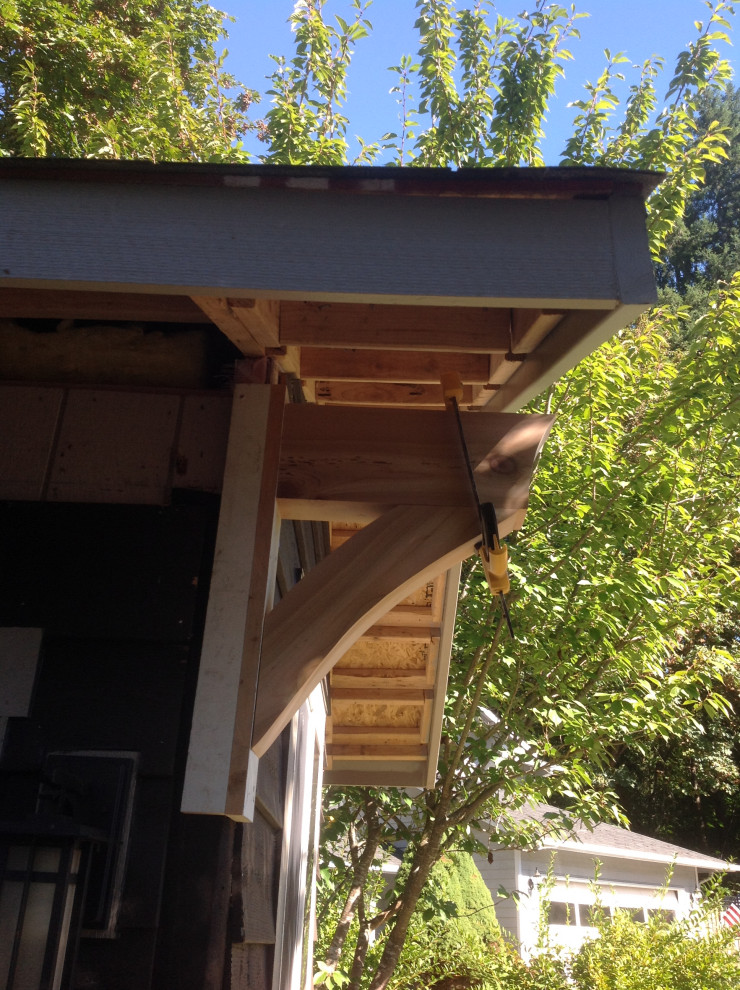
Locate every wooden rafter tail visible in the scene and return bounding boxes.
[191,296,280,356]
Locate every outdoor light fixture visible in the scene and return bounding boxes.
[0,819,104,990]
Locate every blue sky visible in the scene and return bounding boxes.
[221,1,737,163]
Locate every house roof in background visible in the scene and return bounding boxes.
[507,803,738,872]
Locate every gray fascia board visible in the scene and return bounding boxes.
[2,179,630,307]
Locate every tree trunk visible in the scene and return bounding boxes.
[366,819,447,990]
[325,810,382,972]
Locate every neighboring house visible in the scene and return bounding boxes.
[0,160,659,989]
[475,803,739,957]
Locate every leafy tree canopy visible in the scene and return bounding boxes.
[657,83,740,313]
[0,0,257,159]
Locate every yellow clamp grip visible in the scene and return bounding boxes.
[441,371,464,410]
[479,543,510,595]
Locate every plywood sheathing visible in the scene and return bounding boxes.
[325,523,446,773]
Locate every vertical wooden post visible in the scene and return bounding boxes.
[182,385,285,821]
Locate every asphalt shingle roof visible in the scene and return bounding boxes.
[506,803,735,871]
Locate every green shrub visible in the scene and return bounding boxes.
[570,904,740,990]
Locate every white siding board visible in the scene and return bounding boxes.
[473,849,519,941]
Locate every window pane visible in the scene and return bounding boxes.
[585,905,610,927]
[548,902,578,926]
[647,908,676,924]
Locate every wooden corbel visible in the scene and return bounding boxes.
[183,391,552,819]
[252,406,553,756]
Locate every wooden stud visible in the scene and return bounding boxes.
[181,385,285,821]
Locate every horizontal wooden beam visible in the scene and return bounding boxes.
[0,286,207,323]
[326,744,428,760]
[331,687,433,703]
[280,301,511,352]
[330,726,422,742]
[314,380,477,407]
[300,348,493,384]
[331,668,429,689]
[278,404,554,516]
[361,625,441,641]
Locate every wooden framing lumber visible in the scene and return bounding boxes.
[331,672,431,691]
[326,744,428,761]
[254,406,551,756]
[0,286,207,323]
[424,563,460,787]
[181,385,285,821]
[329,726,422,741]
[360,625,441,641]
[328,687,433,703]
[252,505,479,757]
[191,297,280,356]
[314,381,476,407]
[277,404,554,519]
[511,309,564,352]
[299,348,492,383]
[279,302,511,352]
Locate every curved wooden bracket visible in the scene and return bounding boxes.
[252,504,480,757]
[251,492,536,758]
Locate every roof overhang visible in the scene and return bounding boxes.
[0,161,660,800]
[538,836,740,872]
